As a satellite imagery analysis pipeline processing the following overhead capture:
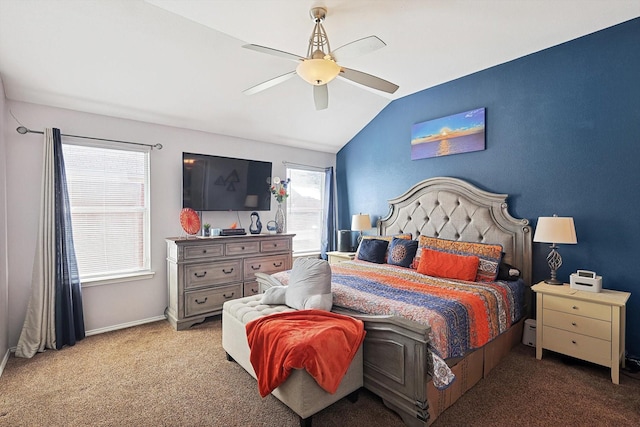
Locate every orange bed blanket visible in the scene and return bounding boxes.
[246,309,366,397]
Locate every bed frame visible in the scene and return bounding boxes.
[346,177,532,426]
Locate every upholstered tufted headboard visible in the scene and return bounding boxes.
[378,177,532,286]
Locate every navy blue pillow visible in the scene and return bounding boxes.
[387,237,419,268]
[357,239,389,264]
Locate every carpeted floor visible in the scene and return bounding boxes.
[1,317,639,427]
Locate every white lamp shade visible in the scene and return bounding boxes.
[533,216,577,244]
[296,58,341,85]
[351,214,371,232]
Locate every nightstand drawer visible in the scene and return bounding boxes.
[542,309,611,341]
[184,284,241,317]
[184,260,243,289]
[543,294,611,321]
[542,325,611,365]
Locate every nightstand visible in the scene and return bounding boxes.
[327,251,356,265]
[532,282,630,384]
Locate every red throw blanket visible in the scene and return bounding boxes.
[245,309,366,397]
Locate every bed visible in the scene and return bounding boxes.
[263,176,532,426]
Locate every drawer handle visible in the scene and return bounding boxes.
[222,268,234,274]
[223,292,235,299]
[241,246,245,250]
[251,288,258,294]
[203,249,207,254]
[195,297,208,305]
[572,306,578,310]
[251,264,262,271]
[571,322,577,326]
[273,262,283,268]
[273,243,278,247]
[571,340,577,344]
[194,271,207,278]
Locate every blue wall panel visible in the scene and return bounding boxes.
[337,18,640,357]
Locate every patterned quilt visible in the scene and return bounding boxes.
[272,260,525,360]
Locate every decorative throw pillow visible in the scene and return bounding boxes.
[415,236,503,282]
[356,233,412,262]
[261,285,288,305]
[387,237,419,268]
[356,239,389,264]
[285,257,333,311]
[417,248,479,281]
[497,262,521,281]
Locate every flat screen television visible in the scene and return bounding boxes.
[182,152,272,211]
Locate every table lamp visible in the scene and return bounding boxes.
[351,214,371,244]
[533,215,577,285]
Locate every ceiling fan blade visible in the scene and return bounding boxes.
[242,44,305,62]
[243,71,296,96]
[339,67,399,94]
[331,36,386,62]
[313,85,328,110]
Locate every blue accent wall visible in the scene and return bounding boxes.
[337,18,640,358]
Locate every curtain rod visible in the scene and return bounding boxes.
[282,161,328,171]
[15,126,163,150]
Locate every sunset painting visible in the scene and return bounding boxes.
[411,108,485,160]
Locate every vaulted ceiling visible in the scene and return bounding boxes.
[1,1,638,153]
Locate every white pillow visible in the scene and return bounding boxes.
[261,285,287,305]
[285,258,333,311]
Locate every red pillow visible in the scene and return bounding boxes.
[417,248,479,281]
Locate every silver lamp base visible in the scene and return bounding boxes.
[545,245,564,285]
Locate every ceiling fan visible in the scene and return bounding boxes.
[242,7,399,110]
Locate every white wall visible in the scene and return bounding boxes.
[0,74,9,370]
[5,100,335,346]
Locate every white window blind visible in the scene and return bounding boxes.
[286,167,326,253]
[62,143,150,281]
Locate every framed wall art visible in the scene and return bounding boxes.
[411,108,485,160]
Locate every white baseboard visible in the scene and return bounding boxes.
[85,315,166,336]
[0,348,9,378]
[0,316,166,378]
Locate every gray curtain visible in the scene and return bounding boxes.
[52,128,85,348]
[320,167,336,260]
[15,128,84,358]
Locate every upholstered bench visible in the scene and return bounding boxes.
[222,294,363,427]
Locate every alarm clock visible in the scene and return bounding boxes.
[570,270,602,292]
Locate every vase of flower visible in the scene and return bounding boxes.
[275,203,285,234]
[270,176,290,234]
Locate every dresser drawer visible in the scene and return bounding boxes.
[226,241,260,256]
[184,259,243,289]
[184,284,241,317]
[183,243,224,260]
[543,308,611,341]
[243,281,261,297]
[543,294,611,321]
[244,254,289,280]
[542,325,611,366]
[260,238,290,253]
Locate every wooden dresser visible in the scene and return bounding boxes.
[166,234,294,330]
[532,282,630,384]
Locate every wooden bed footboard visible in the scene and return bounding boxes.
[342,312,525,427]
[342,312,432,427]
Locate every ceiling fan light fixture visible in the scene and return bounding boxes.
[296,58,341,86]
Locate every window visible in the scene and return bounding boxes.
[62,142,151,283]
[286,167,326,254]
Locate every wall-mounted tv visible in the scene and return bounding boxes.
[182,152,272,211]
